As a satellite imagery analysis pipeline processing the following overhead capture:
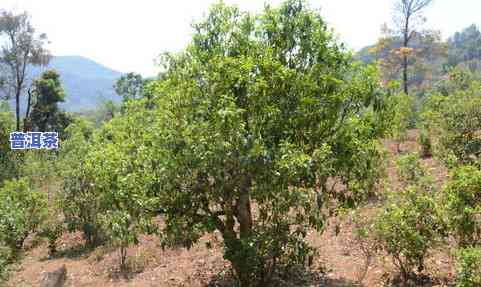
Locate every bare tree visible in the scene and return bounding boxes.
[393,0,433,94]
[0,10,50,130]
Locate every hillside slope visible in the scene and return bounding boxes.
[31,56,123,112]
[5,131,455,287]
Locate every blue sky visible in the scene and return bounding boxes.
[2,0,481,76]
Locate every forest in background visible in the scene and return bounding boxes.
[1,0,481,286]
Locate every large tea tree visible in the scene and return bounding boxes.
[146,1,386,285]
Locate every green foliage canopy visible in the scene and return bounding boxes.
[0,103,19,184]
[57,1,389,284]
[138,1,387,285]
[443,166,481,247]
[0,177,47,253]
[29,70,71,134]
[456,247,481,287]
[386,90,415,151]
[114,72,144,104]
[374,186,444,283]
[421,71,481,166]
[59,120,105,246]
[0,10,50,130]
[448,24,481,68]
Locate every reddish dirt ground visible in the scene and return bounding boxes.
[5,130,456,287]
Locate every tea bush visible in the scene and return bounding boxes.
[88,106,159,271]
[0,103,20,185]
[352,210,378,285]
[0,246,12,281]
[374,187,444,283]
[421,72,481,166]
[396,153,426,185]
[59,120,105,247]
[456,247,481,287]
[388,92,415,153]
[0,178,48,254]
[39,198,64,257]
[40,221,63,257]
[418,130,432,158]
[443,165,481,247]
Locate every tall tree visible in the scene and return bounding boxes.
[448,24,481,67]
[367,27,446,95]
[114,72,144,104]
[0,10,50,130]
[393,0,433,94]
[96,99,119,124]
[29,70,71,133]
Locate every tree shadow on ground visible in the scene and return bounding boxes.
[39,243,96,261]
[206,266,361,287]
[106,254,151,282]
[106,267,140,282]
[385,273,454,287]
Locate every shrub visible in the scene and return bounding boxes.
[421,73,481,165]
[0,103,20,185]
[0,245,12,281]
[456,247,481,287]
[58,1,386,285]
[396,153,426,185]
[418,131,432,158]
[88,109,159,271]
[374,187,444,284]
[388,92,415,153]
[40,222,63,257]
[59,120,105,247]
[352,210,378,285]
[59,113,159,269]
[443,166,481,247]
[39,199,64,257]
[20,150,59,187]
[99,209,156,271]
[0,178,48,255]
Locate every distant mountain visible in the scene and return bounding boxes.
[31,56,123,111]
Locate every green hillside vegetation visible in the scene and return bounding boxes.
[357,24,481,96]
[2,1,481,286]
[32,56,123,112]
